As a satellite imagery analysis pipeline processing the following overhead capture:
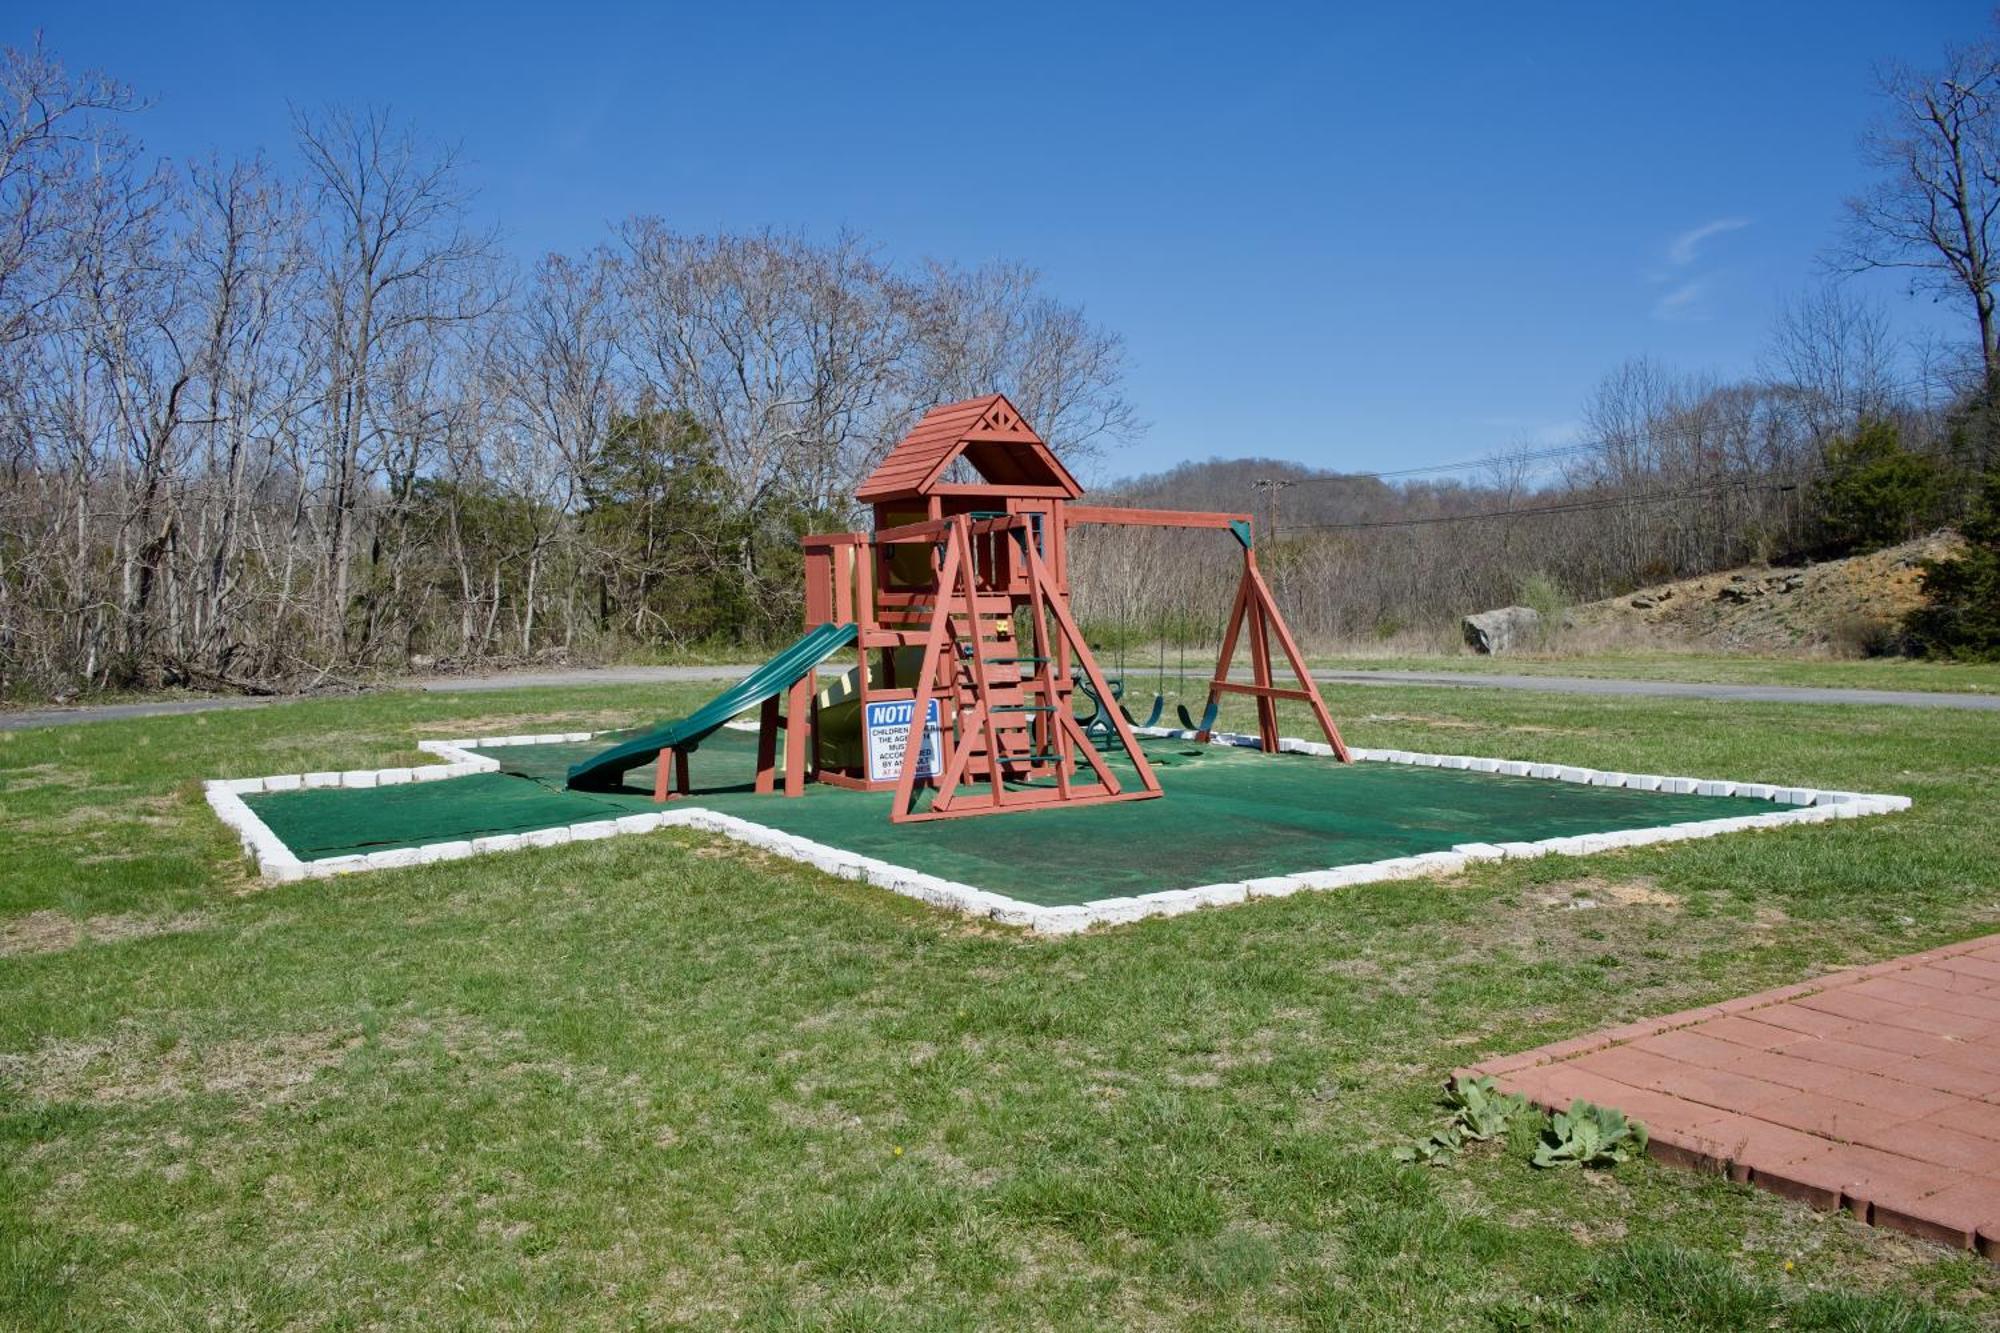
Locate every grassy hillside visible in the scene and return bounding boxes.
[1559,532,1962,655]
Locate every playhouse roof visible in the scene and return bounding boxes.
[856,394,1085,502]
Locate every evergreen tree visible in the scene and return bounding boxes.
[1904,465,2000,659]
[1809,419,1939,554]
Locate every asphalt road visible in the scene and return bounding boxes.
[4,662,1995,732]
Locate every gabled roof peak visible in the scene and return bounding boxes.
[856,394,1084,502]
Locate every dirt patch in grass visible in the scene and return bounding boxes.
[0,909,210,958]
[0,911,80,956]
[0,762,94,793]
[1533,875,1681,910]
[0,1014,513,1108]
[691,841,785,869]
[40,791,184,835]
[5,1025,362,1106]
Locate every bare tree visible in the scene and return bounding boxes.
[1840,34,2000,392]
[293,107,497,652]
[0,38,141,349]
[178,156,309,680]
[486,249,622,652]
[1762,286,1900,441]
[616,224,913,595]
[910,259,1141,472]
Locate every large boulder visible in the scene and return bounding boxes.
[1462,605,1542,655]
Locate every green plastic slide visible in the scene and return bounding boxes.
[565,622,858,791]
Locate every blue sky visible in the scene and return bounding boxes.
[12,1,1988,475]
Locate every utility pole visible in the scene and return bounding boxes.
[1250,477,1293,599]
[1250,477,1292,544]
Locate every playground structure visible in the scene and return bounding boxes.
[567,394,1347,822]
[208,396,1910,919]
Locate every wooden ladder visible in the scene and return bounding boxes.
[891,516,1161,823]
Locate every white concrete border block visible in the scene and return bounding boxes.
[1184,882,1251,908]
[1030,905,1096,935]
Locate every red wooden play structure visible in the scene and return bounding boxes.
[567,394,1348,818]
[788,393,1348,822]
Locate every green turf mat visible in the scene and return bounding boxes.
[243,729,1777,906]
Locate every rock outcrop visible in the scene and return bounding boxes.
[1462,605,1543,655]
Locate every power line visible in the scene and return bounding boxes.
[1284,476,1789,533]
[1268,441,1600,486]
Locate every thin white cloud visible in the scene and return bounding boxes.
[1652,278,1709,321]
[1667,216,1750,266]
[1646,218,1749,320]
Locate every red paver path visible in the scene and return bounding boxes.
[1460,933,2000,1256]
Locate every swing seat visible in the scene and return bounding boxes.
[1177,699,1221,735]
[1073,673,1125,735]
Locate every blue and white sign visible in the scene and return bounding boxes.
[865,698,941,783]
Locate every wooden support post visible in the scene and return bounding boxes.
[891,523,965,823]
[754,695,780,794]
[1246,578,1280,751]
[653,746,690,802]
[1196,549,1350,760]
[783,673,812,797]
[1243,552,1349,760]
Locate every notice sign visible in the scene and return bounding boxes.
[865,698,942,783]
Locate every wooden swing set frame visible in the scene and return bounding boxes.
[781,394,1348,824]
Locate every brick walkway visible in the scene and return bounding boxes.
[1462,934,2000,1255]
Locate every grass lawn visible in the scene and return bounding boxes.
[1303,651,2000,694]
[3,680,1998,1329]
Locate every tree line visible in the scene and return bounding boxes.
[0,42,1136,698]
[1069,309,1994,654]
[10,18,2000,703]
